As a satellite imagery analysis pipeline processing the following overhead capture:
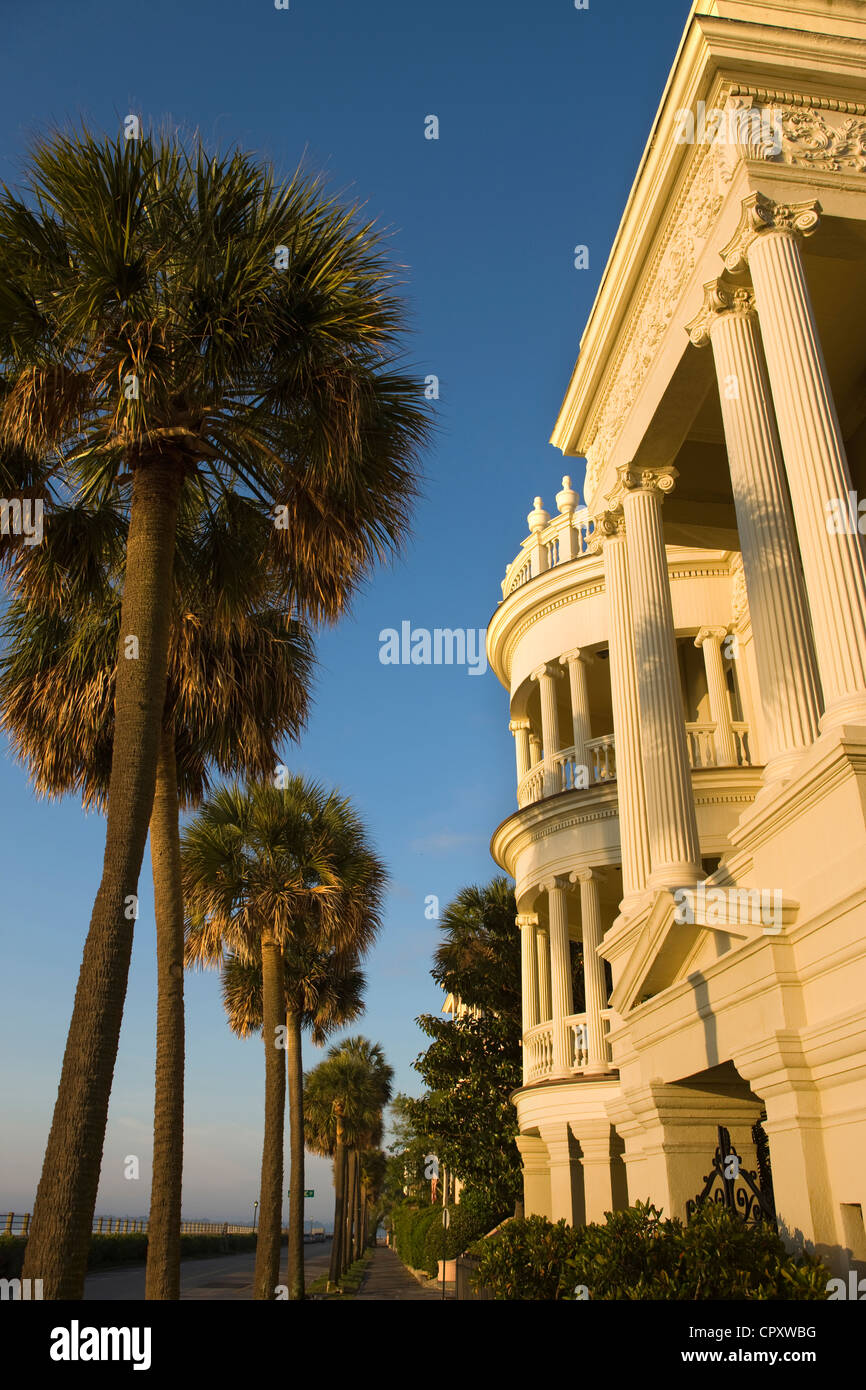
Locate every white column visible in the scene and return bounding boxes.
[593,517,652,903]
[509,718,531,791]
[559,648,592,768]
[531,662,563,795]
[722,193,866,732]
[575,869,610,1074]
[687,278,822,782]
[613,466,702,887]
[694,626,738,765]
[536,927,551,1023]
[517,914,539,1085]
[529,733,542,767]
[544,879,574,1077]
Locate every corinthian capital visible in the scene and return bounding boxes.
[721,192,821,273]
[587,508,625,554]
[606,463,678,511]
[685,278,756,348]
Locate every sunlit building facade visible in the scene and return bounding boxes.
[488,0,866,1271]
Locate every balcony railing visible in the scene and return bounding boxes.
[517,723,753,809]
[502,505,595,599]
[523,1010,616,1083]
[524,1020,555,1082]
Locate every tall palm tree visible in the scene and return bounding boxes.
[0,487,314,1298]
[215,943,367,1298]
[304,1049,383,1284]
[182,778,385,1299]
[0,127,429,1296]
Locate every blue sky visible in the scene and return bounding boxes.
[0,0,691,1226]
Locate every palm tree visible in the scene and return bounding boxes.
[328,1037,393,1268]
[0,127,429,1297]
[215,942,366,1298]
[304,1049,383,1284]
[182,778,385,1299]
[0,487,314,1298]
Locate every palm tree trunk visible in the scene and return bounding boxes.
[145,730,185,1300]
[328,1119,345,1284]
[22,459,183,1299]
[354,1155,362,1260]
[344,1149,356,1274]
[285,1007,305,1300]
[254,935,286,1300]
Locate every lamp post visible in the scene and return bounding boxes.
[253,1200,258,1232]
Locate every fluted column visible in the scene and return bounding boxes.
[509,718,531,792]
[559,648,592,768]
[536,927,551,1023]
[694,626,738,765]
[722,193,866,732]
[531,662,563,795]
[592,517,652,903]
[687,277,822,782]
[543,879,574,1076]
[529,733,542,767]
[574,869,609,1074]
[610,467,702,887]
[517,914,539,1084]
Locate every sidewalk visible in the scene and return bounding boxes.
[354,1247,451,1300]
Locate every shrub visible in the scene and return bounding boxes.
[566,1201,828,1301]
[470,1215,584,1299]
[470,1201,830,1300]
[423,1190,512,1273]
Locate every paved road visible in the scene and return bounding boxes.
[83,1239,333,1301]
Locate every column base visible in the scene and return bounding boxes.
[648,863,703,892]
[820,699,866,735]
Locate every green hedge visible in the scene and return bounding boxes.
[391,1192,511,1278]
[0,1230,265,1279]
[470,1202,831,1300]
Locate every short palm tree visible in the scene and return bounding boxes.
[304,1049,383,1284]
[215,942,367,1298]
[182,778,385,1300]
[0,486,314,1298]
[0,127,429,1296]
[327,1037,393,1267]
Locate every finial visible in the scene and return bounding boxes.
[556,475,579,515]
[527,496,550,533]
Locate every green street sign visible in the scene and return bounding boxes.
[304,1189,314,1198]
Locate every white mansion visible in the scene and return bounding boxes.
[488,0,866,1270]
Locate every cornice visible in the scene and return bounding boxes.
[551,5,866,504]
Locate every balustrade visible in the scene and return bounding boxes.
[523,1020,555,1082]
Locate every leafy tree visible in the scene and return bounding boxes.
[0,126,429,1297]
[408,878,523,1210]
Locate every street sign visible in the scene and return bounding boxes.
[304,1189,314,1197]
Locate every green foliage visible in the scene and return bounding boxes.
[409,1011,522,1206]
[391,1202,442,1272]
[423,1191,511,1272]
[470,1202,831,1301]
[0,1231,263,1280]
[407,878,523,1211]
[469,1215,583,1299]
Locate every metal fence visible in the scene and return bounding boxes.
[3,1213,258,1237]
[455,1254,492,1301]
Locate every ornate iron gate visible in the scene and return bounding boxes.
[685,1124,777,1230]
